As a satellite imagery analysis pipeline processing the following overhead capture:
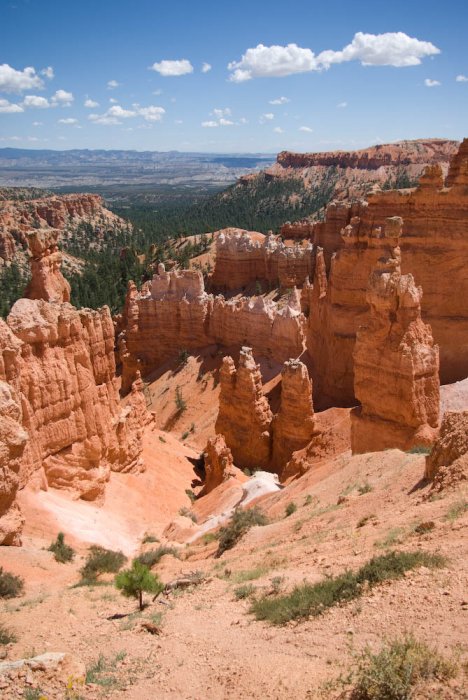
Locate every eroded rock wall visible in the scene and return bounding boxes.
[306,139,468,404]
[119,265,306,393]
[210,229,314,292]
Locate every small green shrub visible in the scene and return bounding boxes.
[234,584,256,600]
[115,561,164,610]
[304,494,313,506]
[413,521,435,535]
[181,431,190,440]
[202,532,218,544]
[79,546,127,583]
[358,482,373,495]
[86,653,121,687]
[142,534,159,544]
[135,546,179,568]
[406,445,431,455]
[24,689,45,700]
[233,566,269,583]
[445,499,468,523]
[158,435,167,443]
[349,636,458,699]
[285,502,297,517]
[177,348,189,367]
[0,567,24,599]
[175,386,187,413]
[0,622,17,645]
[185,489,196,503]
[179,506,198,523]
[216,507,268,557]
[48,532,75,563]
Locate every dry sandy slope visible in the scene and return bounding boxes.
[1,445,466,699]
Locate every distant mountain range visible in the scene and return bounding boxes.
[0,148,275,189]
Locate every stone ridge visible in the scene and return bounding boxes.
[276,139,458,170]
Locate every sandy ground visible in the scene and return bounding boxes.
[1,443,467,699]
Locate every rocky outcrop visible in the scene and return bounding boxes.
[119,265,305,393]
[271,359,316,474]
[5,297,146,498]
[351,219,440,454]
[306,139,468,405]
[0,192,127,263]
[425,411,468,488]
[210,229,314,292]
[215,347,273,470]
[24,229,71,303]
[200,434,236,496]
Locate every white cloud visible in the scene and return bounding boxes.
[424,78,441,87]
[27,136,40,142]
[202,62,212,73]
[263,112,274,120]
[107,80,120,89]
[269,96,290,104]
[150,59,193,76]
[239,117,248,124]
[84,98,99,108]
[337,101,348,108]
[317,32,440,68]
[228,32,440,81]
[0,64,44,93]
[299,126,313,132]
[228,43,316,82]
[138,105,165,122]
[58,118,78,125]
[41,66,54,79]
[22,95,50,108]
[212,107,231,118]
[456,74,468,82]
[153,89,163,95]
[9,136,21,141]
[201,120,218,128]
[175,119,183,124]
[89,103,165,125]
[51,89,74,106]
[0,98,24,113]
[109,97,118,104]
[219,118,234,126]
[32,121,42,126]
[273,127,284,133]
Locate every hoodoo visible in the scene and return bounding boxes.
[351,217,440,453]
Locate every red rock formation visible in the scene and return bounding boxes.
[425,411,468,488]
[210,229,314,292]
[215,347,273,469]
[0,379,27,545]
[200,434,236,496]
[119,265,305,393]
[0,192,126,263]
[24,229,71,303]
[306,140,468,404]
[271,359,316,474]
[351,222,440,454]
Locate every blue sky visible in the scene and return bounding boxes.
[0,0,467,152]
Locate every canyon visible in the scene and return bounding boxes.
[0,139,467,699]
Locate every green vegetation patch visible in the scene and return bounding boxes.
[48,532,75,563]
[216,507,268,557]
[251,550,446,625]
[79,546,127,584]
[0,567,24,599]
[348,635,458,700]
